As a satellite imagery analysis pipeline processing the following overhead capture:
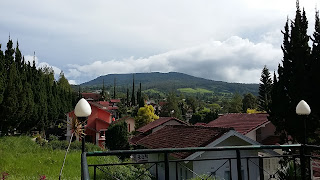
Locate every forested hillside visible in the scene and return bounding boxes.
[80,72,258,97]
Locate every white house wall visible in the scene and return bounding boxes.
[246,130,256,141]
[193,136,261,180]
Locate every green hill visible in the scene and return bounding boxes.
[79,72,258,97]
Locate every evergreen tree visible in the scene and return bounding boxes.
[258,66,273,112]
[269,3,317,144]
[0,44,5,104]
[131,74,136,106]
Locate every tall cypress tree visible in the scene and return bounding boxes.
[131,74,135,106]
[0,44,5,104]
[269,3,315,143]
[258,65,273,112]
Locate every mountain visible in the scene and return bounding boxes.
[80,72,259,96]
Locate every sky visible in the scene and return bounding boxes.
[0,0,319,84]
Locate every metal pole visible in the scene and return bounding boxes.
[164,152,170,180]
[301,145,306,180]
[246,158,250,180]
[236,149,243,180]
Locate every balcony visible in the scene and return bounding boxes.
[81,144,320,180]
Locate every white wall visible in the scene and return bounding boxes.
[193,136,261,180]
[246,130,256,141]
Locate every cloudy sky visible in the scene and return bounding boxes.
[0,0,318,84]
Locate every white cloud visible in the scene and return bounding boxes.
[65,36,281,84]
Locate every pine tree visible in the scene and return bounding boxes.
[131,74,136,106]
[269,3,314,144]
[0,44,5,104]
[258,66,273,112]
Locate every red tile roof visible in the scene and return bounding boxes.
[136,125,230,159]
[129,133,148,145]
[136,117,188,133]
[206,113,269,135]
[110,99,121,103]
[81,93,101,101]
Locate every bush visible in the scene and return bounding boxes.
[46,139,101,151]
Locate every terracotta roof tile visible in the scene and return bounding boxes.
[81,93,101,101]
[136,117,188,133]
[206,113,269,135]
[136,125,230,158]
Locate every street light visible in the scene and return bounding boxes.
[296,100,311,144]
[296,100,311,180]
[74,98,92,153]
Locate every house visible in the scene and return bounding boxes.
[115,116,135,133]
[136,125,278,180]
[205,113,277,144]
[81,93,101,101]
[130,117,188,145]
[66,101,112,147]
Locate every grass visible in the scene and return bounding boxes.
[0,136,101,180]
[0,136,153,180]
[178,88,213,94]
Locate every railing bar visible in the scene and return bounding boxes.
[96,166,120,180]
[175,161,178,180]
[246,157,250,180]
[93,165,96,180]
[86,144,303,156]
[207,160,228,180]
[229,158,233,180]
[156,162,158,180]
[134,163,155,179]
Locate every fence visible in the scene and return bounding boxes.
[81,144,320,180]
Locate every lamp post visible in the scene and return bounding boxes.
[74,98,92,153]
[296,100,311,180]
[74,98,91,180]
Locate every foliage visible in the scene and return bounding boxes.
[269,4,320,144]
[105,121,130,150]
[189,108,218,124]
[0,39,76,135]
[278,161,301,180]
[190,174,218,180]
[178,88,213,94]
[135,105,159,129]
[258,65,273,112]
[160,92,182,119]
[242,93,257,112]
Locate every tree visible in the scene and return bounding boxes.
[105,121,129,150]
[242,93,257,113]
[258,66,273,112]
[228,93,243,113]
[131,74,136,106]
[160,92,182,119]
[269,3,320,144]
[135,105,159,129]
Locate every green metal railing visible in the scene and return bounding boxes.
[81,144,320,180]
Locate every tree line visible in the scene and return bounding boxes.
[0,38,76,135]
